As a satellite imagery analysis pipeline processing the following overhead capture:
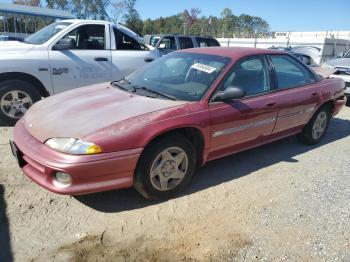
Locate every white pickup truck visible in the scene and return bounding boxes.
[0,19,157,125]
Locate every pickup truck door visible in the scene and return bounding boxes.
[110,27,155,79]
[48,24,112,94]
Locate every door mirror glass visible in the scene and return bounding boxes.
[212,86,246,102]
[158,43,166,49]
[53,38,75,50]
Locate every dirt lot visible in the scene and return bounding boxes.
[0,107,350,262]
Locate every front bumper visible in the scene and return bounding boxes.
[12,120,141,195]
[331,74,350,95]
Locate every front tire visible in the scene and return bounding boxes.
[0,80,41,126]
[297,106,331,145]
[134,134,197,200]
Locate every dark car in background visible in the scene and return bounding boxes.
[0,35,24,42]
[144,34,220,56]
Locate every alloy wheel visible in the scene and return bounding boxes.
[0,90,33,119]
[312,111,328,139]
[150,147,189,191]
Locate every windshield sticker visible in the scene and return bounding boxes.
[191,63,216,74]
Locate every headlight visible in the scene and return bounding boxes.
[45,138,103,155]
[321,63,334,69]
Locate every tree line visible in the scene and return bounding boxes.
[12,0,270,38]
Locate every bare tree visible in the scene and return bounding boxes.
[111,0,126,23]
[183,8,201,26]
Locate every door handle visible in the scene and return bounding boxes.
[144,57,155,62]
[311,92,318,96]
[94,57,108,62]
[266,102,276,107]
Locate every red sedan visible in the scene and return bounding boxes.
[11,47,346,199]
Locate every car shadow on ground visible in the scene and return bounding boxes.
[0,185,13,262]
[75,117,350,213]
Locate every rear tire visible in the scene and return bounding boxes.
[0,80,41,126]
[297,106,331,145]
[134,134,197,200]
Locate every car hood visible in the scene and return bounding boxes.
[23,83,188,143]
[326,58,350,68]
[0,41,34,54]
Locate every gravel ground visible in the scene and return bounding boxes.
[0,107,349,262]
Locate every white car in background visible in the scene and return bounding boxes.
[322,49,350,100]
[0,19,157,125]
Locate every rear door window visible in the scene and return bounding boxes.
[114,28,148,50]
[270,55,316,89]
[195,37,220,47]
[178,37,194,49]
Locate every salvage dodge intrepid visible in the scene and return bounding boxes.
[11,47,346,199]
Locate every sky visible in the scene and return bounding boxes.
[3,0,350,31]
[134,0,350,31]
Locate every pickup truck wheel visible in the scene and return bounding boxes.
[297,106,330,145]
[0,80,41,126]
[134,134,196,200]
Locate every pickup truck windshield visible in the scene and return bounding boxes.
[25,22,72,45]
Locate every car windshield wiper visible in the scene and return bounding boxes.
[111,81,135,92]
[133,86,177,101]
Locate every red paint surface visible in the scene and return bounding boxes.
[13,47,347,195]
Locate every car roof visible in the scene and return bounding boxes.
[178,47,286,59]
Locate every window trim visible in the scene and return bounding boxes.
[267,54,320,91]
[209,54,273,103]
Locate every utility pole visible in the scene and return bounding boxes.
[183,22,187,35]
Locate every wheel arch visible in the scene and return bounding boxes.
[0,72,50,98]
[141,126,206,168]
[315,99,335,117]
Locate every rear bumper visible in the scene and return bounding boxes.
[13,120,141,195]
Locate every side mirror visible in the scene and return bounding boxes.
[212,86,246,102]
[53,38,75,50]
[337,52,344,58]
[158,43,166,49]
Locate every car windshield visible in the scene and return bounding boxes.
[25,22,72,45]
[116,52,230,101]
